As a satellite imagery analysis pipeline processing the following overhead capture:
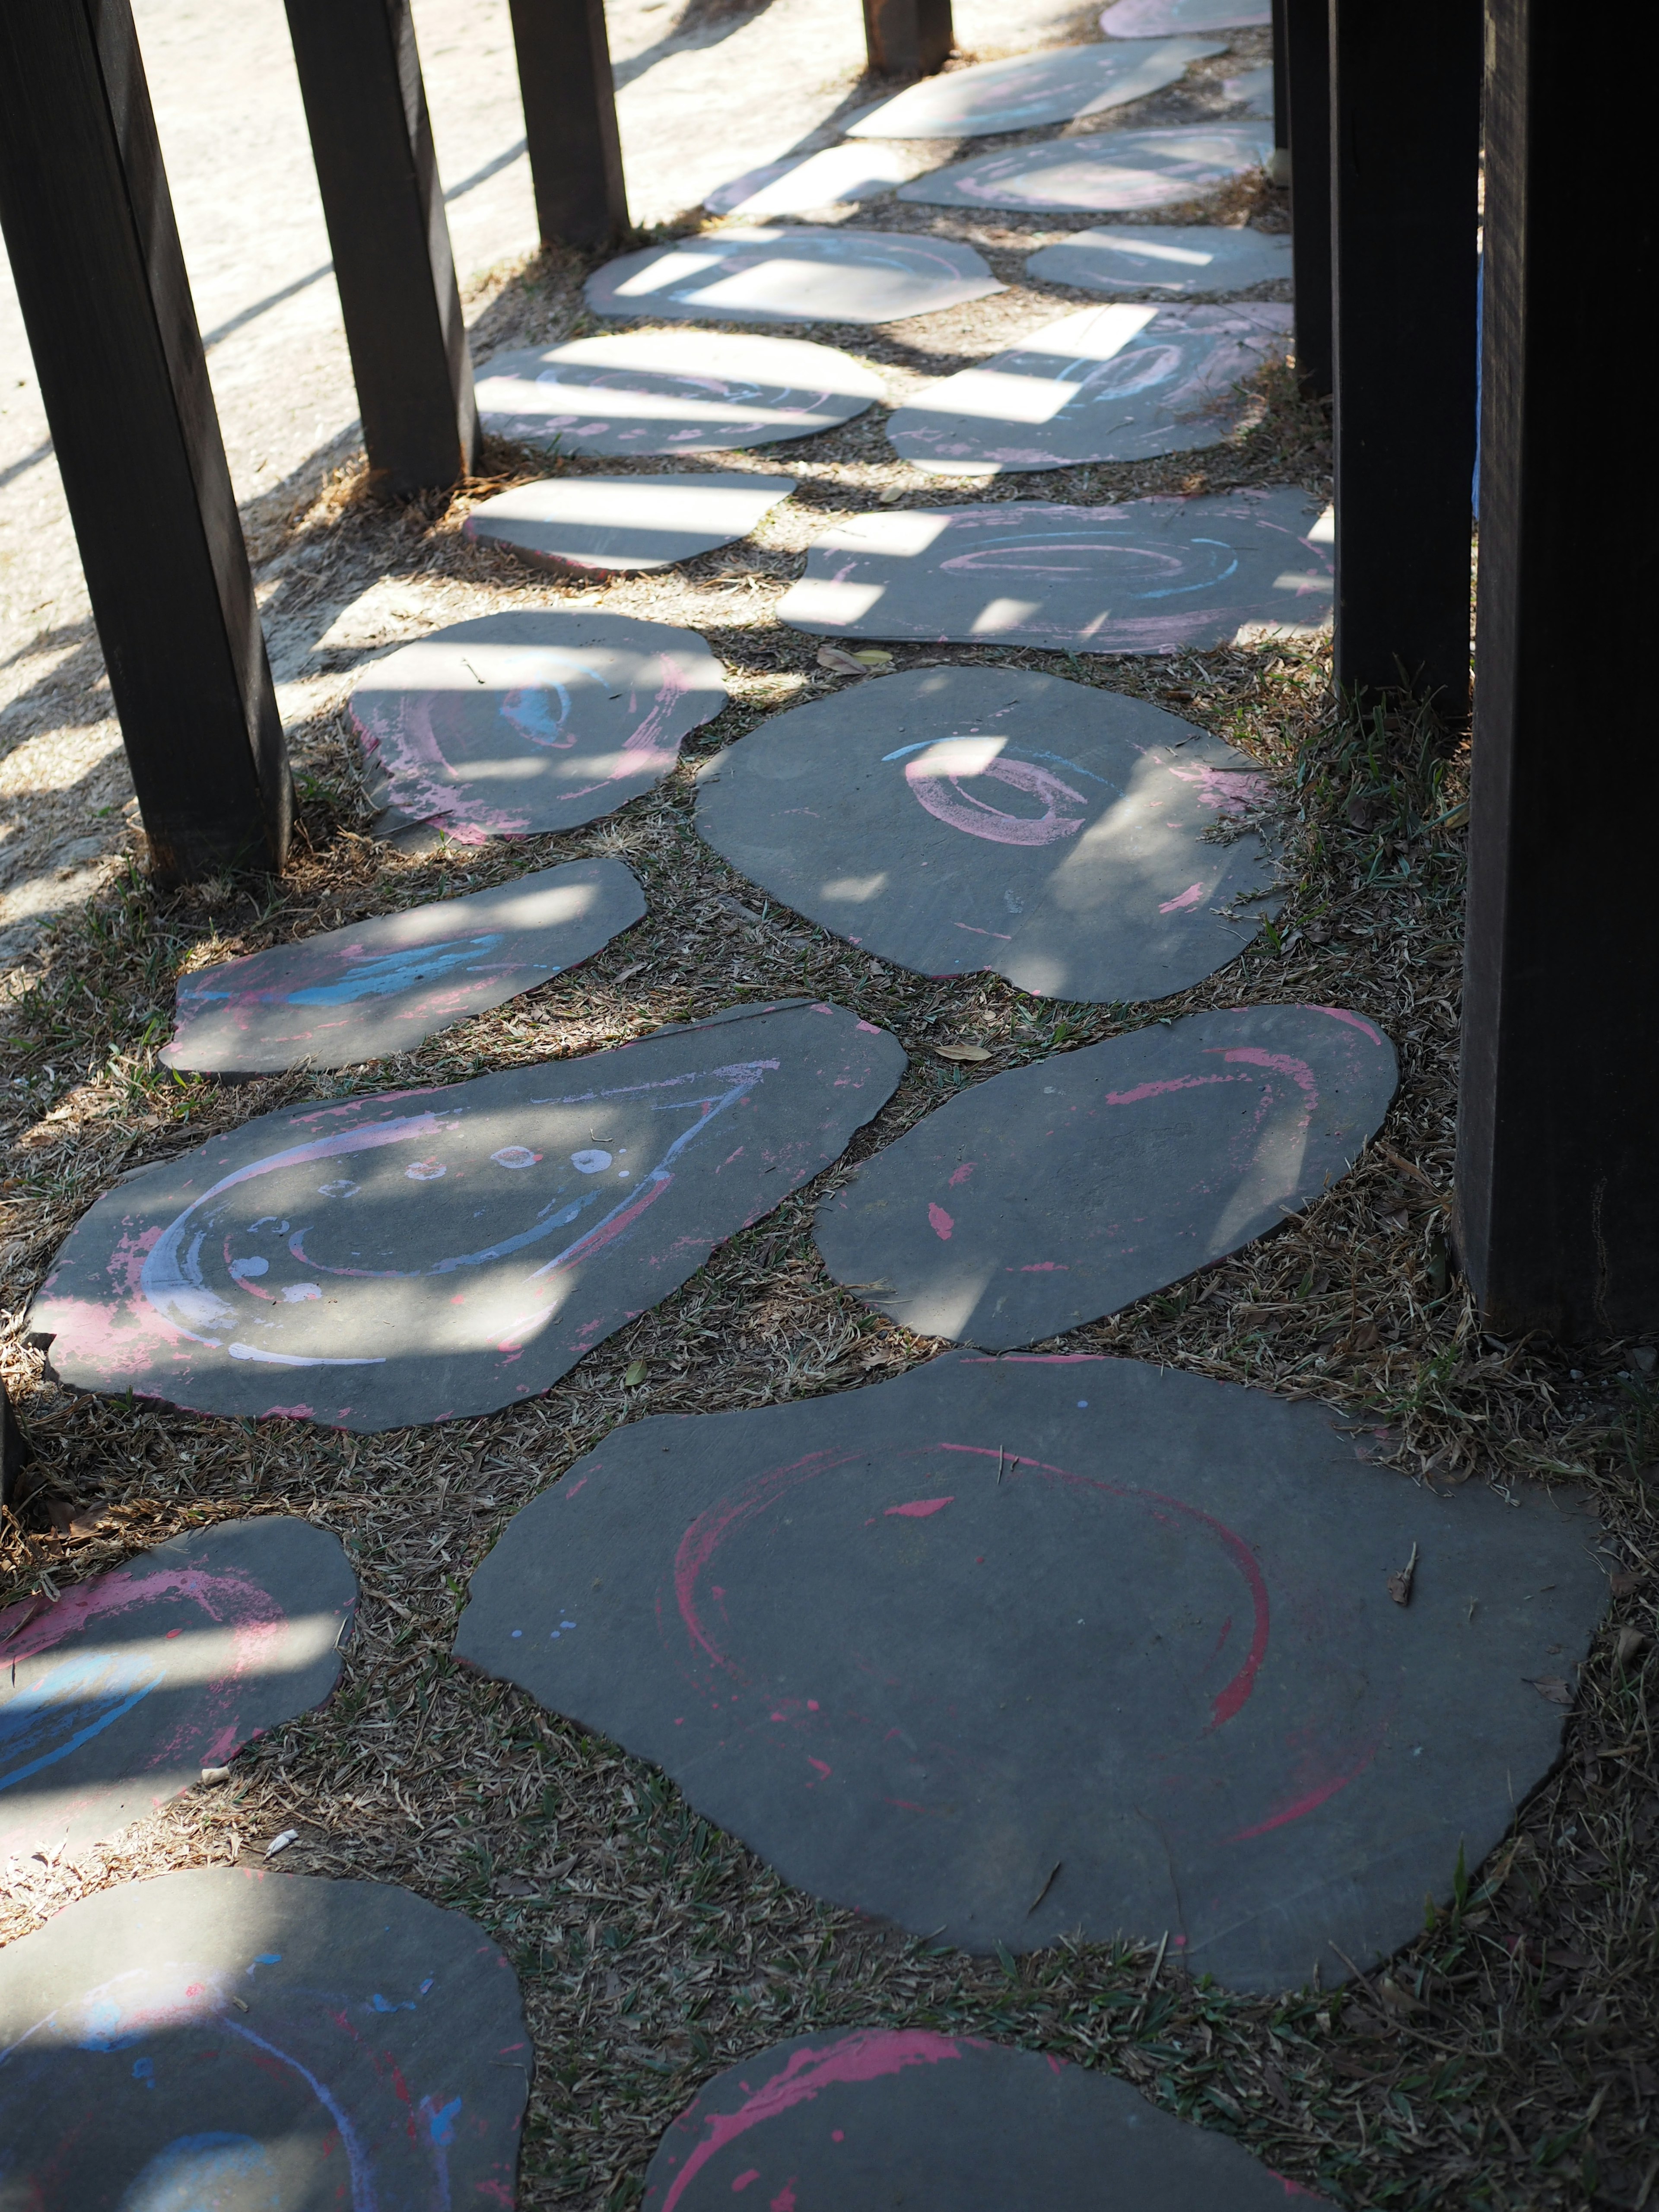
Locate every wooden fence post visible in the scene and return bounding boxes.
[1268,0,1290,184]
[1456,0,1659,1339]
[1329,0,1481,706]
[1283,0,1330,397]
[863,0,954,77]
[0,0,289,883]
[284,0,478,495]
[507,0,629,248]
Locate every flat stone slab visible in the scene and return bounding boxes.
[846,37,1224,138]
[350,610,725,845]
[475,331,885,457]
[464,472,795,576]
[696,666,1279,1000]
[897,123,1274,212]
[1027,223,1293,295]
[0,1867,526,2208]
[889,302,1291,474]
[646,2028,1332,2209]
[705,145,917,217]
[29,1001,906,1434]
[1103,0,1270,29]
[161,859,645,1075]
[1223,61,1275,114]
[778,488,1333,653]
[454,1349,1608,1989]
[817,1004,1395,1345]
[587,228,1002,328]
[0,1517,354,1863]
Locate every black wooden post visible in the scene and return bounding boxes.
[1329,0,1481,706]
[0,0,289,883]
[1268,0,1290,184]
[284,0,478,495]
[1456,0,1659,1340]
[0,1382,25,1513]
[864,0,954,77]
[507,0,628,248]
[1283,0,1330,397]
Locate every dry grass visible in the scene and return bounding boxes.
[3,64,1658,2212]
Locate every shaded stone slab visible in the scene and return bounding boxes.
[475,331,885,457]
[0,1517,354,1862]
[646,2028,1332,2209]
[890,302,1291,474]
[897,123,1274,212]
[464,472,795,575]
[350,610,725,845]
[587,228,1002,328]
[1222,61,1275,115]
[846,37,1225,138]
[454,1349,1608,1989]
[1103,0,1270,29]
[29,1001,906,1434]
[778,488,1333,653]
[162,859,645,1075]
[0,1867,526,2209]
[705,145,917,217]
[1027,222,1293,295]
[696,666,1279,1000]
[817,1004,1395,1346]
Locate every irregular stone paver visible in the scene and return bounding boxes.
[350,610,725,845]
[846,38,1225,137]
[162,859,645,1075]
[454,1349,1608,1988]
[29,1001,906,1434]
[645,2028,1333,2208]
[1027,223,1293,295]
[696,666,1278,999]
[898,122,1274,211]
[1222,61,1275,114]
[705,145,918,216]
[464,472,796,575]
[587,229,1002,327]
[0,1518,354,1862]
[889,302,1291,474]
[1103,0,1270,29]
[0,1867,526,2207]
[475,331,885,457]
[777,488,1332,653]
[817,1004,1394,1345]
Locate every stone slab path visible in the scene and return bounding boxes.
[587,229,1004,328]
[898,121,1274,210]
[463,472,797,575]
[1026,222,1293,293]
[847,37,1225,137]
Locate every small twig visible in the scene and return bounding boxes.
[1388,1541,1419,1607]
[995,1443,1005,1486]
[1126,1931,1170,2033]
[1027,1860,1062,1915]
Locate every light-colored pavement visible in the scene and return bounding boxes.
[0,0,1089,964]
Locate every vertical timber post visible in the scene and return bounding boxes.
[1283,0,1330,397]
[1329,0,1481,705]
[507,0,628,248]
[1268,0,1290,185]
[863,0,954,77]
[0,0,289,882]
[284,0,478,495]
[1456,0,1659,1338]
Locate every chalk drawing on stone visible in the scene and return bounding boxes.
[897,123,1274,212]
[1027,223,1293,296]
[587,228,1002,327]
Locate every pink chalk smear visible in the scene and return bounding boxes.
[947,1162,975,1187]
[1158,882,1206,914]
[661,2031,965,2212]
[731,2173,760,2192]
[770,2186,796,2212]
[1309,1003,1387,1047]
[884,1497,953,1519]
[927,1203,953,1240]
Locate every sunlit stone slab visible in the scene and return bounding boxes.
[696,665,1279,1000]
[1222,60,1275,114]
[1027,222,1292,294]
[777,488,1333,653]
[704,145,917,216]
[888,301,1291,472]
[898,122,1274,211]
[162,860,644,1074]
[587,228,1001,327]
[350,610,725,844]
[475,330,885,456]
[1102,0,1270,30]
[0,1869,526,2207]
[464,471,795,575]
[29,1001,906,1433]
[817,1003,1396,1345]
[847,37,1225,138]
[455,1348,1607,1989]
[0,1517,354,1861]
[645,2029,1335,2208]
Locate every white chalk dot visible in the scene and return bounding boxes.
[571,1148,613,1173]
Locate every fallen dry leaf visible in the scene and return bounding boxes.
[816,645,868,674]
[623,1360,648,1388]
[1610,1569,1648,1599]
[1529,1676,1574,1707]
[936,1042,992,1063]
[1614,1627,1649,1672]
[1387,1541,1419,1607]
[1378,1975,1426,2016]
[850,648,893,668]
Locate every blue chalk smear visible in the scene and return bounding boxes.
[429,2095,463,2147]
